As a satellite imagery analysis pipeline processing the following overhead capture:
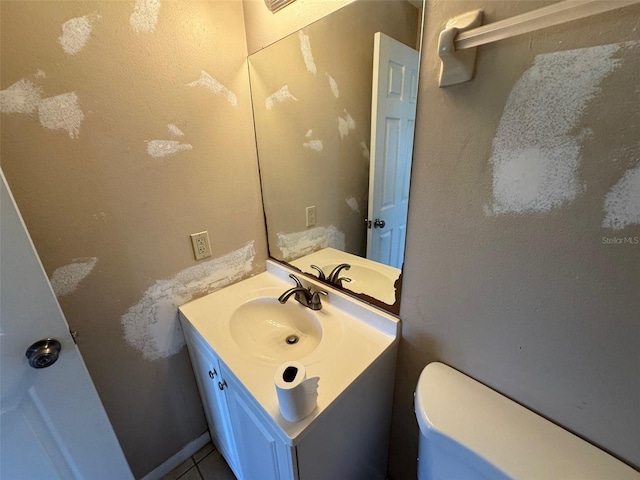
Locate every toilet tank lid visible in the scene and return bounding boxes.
[415,362,640,480]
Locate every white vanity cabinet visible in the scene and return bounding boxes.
[182,323,241,475]
[225,381,297,480]
[178,261,400,480]
[183,321,296,480]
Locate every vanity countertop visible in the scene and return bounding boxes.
[179,260,400,445]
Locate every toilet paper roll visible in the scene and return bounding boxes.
[274,361,319,422]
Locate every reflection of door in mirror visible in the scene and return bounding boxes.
[249,0,422,309]
[367,32,419,269]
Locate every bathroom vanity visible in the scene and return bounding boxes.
[179,260,400,480]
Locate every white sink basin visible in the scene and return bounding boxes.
[229,297,322,361]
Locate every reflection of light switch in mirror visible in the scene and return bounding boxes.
[306,206,316,227]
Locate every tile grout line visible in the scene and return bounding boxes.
[194,460,204,480]
[195,448,214,465]
[191,445,213,480]
[175,462,197,480]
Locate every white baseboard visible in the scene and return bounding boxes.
[141,431,211,480]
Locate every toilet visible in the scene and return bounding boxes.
[415,362,640,479]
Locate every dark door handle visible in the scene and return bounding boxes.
[26,338,61,369]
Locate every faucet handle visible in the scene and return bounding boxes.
[288,273,304,288]
[309,289,328,310]
[328,263,351,283]
[310,265,326,280]
[335,276,352,288]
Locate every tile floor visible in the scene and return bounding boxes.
[161,442,236,480]
[161,442,393,480]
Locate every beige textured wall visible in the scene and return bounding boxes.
[0,1,267,477]
[249,0,419,262]
[391,1,640,478]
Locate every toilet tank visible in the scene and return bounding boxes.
[415,362,640,480]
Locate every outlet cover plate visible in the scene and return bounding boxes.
[306,206,316,227]
[190,231,212,260]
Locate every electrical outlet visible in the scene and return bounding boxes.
[306,206,316,227]
[190,231,211,260]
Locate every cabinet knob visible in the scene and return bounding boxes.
[208,369,217,379]
[218,380,228,391]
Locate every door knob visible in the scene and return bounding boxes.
[26,338,61,369]
[373,219,386,228]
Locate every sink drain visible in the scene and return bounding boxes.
[285,335,299,345]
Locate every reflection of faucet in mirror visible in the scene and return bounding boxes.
[248,0,424,313]
[291,248,400,306]
[311,264,352,289]
[278,274,328,311]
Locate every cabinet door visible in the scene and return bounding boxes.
[225,384,296,480]
[182,323,240,474]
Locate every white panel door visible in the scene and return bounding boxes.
[0,171,132,480]
[367,32,419,269]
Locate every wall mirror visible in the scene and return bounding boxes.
[249,0,424,313]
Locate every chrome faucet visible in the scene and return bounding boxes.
[311,263,352,288]
[278,274,327,310]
